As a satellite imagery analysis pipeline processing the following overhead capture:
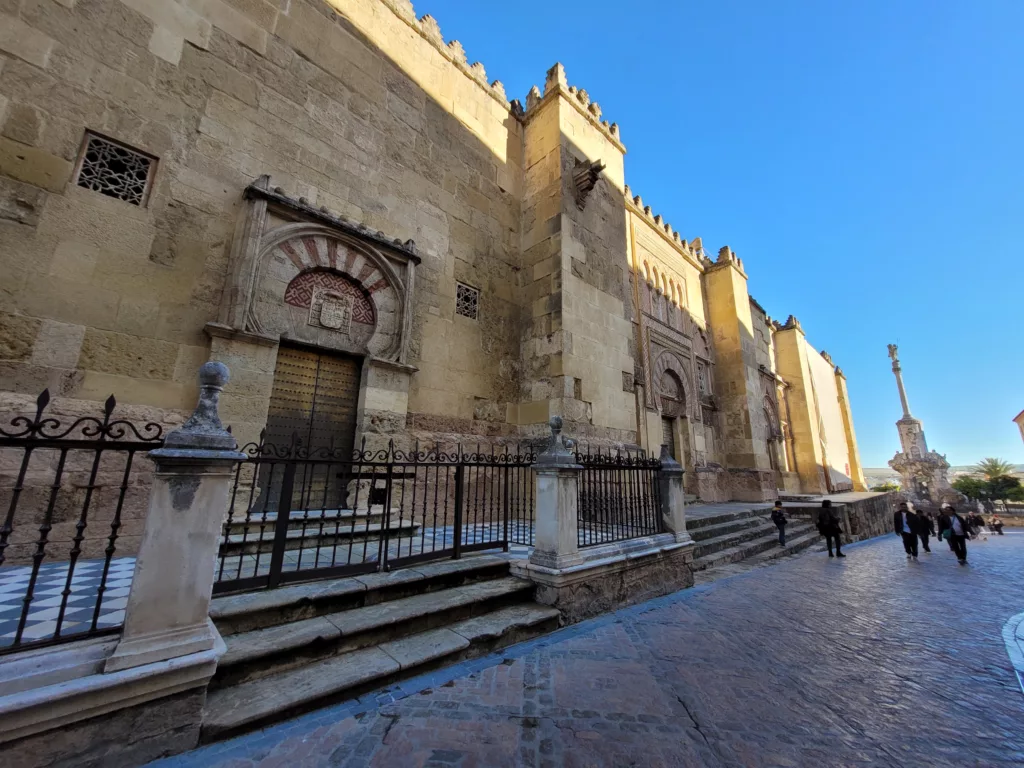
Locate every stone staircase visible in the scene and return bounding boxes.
[687,508,821,572]
[201,554,557,743]
[220,508,420,557]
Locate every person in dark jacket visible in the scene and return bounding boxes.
[916,508,934,553]
[990,514,1005,535]
[938,506,970,565]
[770,500,787,547]
[818,500,844,557]
[893,501,920,560]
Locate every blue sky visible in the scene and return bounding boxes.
[415,0,1024,467]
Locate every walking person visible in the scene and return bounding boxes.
[771,500,787,547]
[916,508,934,553]
[939,506,970,565]
[818,500,845,557]
[894,501,920,561]
[990,514,1004,535]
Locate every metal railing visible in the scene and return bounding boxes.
[0,391,164,655]
[575,447,663,547]
[214,436,536,594]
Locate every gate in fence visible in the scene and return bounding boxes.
[212,436,537,594]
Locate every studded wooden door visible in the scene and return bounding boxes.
[263,346,361,512]
[661,417,677,462]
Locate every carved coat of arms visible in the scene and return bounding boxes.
[309,288,352,335]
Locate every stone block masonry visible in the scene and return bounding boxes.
[0,0,868,506]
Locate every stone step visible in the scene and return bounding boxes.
[690,523,818,571]
[684,506,772,531]
[740,529,823,566]
[201,602,559,743]
[210,555,511,636]
[691,520,780,558]
[225,508,391,535]
[687,515,770,543]
[212,576,534,688]
[218,519,421,557]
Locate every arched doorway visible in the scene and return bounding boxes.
[657,368,689,465]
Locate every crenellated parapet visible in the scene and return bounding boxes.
[523,63,624,150]
[623,184,706,270]
[781,315,803,332]
[378,2,512,112]
[704,245,747,277]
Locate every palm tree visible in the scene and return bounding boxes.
[972,457,1015,480]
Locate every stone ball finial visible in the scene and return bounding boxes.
[549,415,563,434]
[199,361,229,389]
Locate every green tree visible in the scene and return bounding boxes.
[871,481,901,492]
[972,457,1015,480]
[987,475,1024,501]
[952,476,987,499]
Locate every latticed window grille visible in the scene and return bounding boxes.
[455,282,479,320]
[75,133,155,206]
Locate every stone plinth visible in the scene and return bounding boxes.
[512,534,694,625]
[106,362,245,673]
[0,363,243,767]
[518,422,694,623]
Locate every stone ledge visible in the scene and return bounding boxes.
[512,533,694,624]
[0,630,225,745]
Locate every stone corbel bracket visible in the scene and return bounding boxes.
[573,158,605,210]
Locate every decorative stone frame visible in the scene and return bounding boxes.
[218,176,419,364]
[209,176,422,451]
[651,348,697,421]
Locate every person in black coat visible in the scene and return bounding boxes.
[893,501,920,560]
[916,509,934,553]
[818,500,844,558]
[770,500,787,547]
[938,506,970,565]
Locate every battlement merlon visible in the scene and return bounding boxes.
[367,3,513,112]
[523,63,626,153]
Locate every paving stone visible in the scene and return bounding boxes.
[154,535,1024,767]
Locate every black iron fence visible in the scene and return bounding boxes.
[0,391,164,655]
[214,436,536,594]
[576,448,664,547]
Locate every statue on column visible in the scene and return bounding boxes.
[884,344,962,510]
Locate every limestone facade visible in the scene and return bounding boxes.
[0,0,865,510]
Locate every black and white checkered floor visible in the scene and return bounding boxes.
[0,557,134,648]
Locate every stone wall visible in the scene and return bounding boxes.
[0,0,524,447]
[785,492,896,543]
[0,0,870,506]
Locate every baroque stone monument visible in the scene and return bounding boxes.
[886,345,960,508]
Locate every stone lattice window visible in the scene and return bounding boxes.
[696,362,709,395]
[74,133,155,206]
[455,282,479,320]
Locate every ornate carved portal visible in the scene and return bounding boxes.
[211,178,421,454]
[218,178,418,365]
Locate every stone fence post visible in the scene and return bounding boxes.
[528,417,584,571]
[105,363,246,673]
[657,445,694,545]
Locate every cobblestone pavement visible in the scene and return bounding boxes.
[152,534,1024,768]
